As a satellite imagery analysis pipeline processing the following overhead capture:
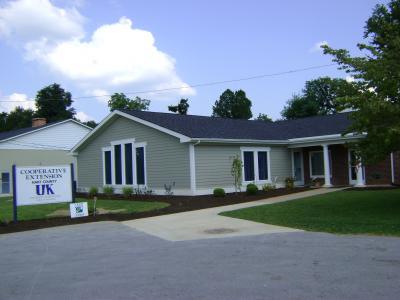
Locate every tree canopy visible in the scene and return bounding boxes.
[256,113,273,122]
[108,93,150,111]
[168,98,189,115]
[212,89,253,119]
[35,83,75,123]
[0,107,34,132]
[281,77,357,119]
[322,0,400,163]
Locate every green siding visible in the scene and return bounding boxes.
[195,145,292,189]
[77,116,190,190]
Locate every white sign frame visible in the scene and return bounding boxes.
[15,164,73,206]
[70,202,88,218]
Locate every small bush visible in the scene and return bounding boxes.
[213,188,226,197]
[246,183,258,195]
[89,186,98,197]
[262,183,276,192]
[122,186,133,198]
[285,177,295,189]
[103,186,114,197]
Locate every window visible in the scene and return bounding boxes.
[309,150,332,178]
[104,150,112,184]
[1,172,10,194]
[241,147,270,183]
[103,139,146,186]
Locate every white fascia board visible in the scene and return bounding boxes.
[0,119,90,145]
[187,138,288,145]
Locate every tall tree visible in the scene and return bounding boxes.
[0,107,34,132]
[322,0,400,163]
[212,89,252,119]
[256,113,273,122]
[281,94,319,120]
[108,93,150,111]
[168,98,189,115]
[281,77,357,119]
[35,83,75,122]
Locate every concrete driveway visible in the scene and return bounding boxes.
[1,221,399,300]
[123,188,343,241]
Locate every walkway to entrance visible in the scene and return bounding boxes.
[122,188,344,241]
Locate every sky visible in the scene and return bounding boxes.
[0,0,388,122]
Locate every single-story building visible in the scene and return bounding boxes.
[71,110,399,195]
[0,118,92,196]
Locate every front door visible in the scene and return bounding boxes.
[292,150,304,185]
[348,150,364,185]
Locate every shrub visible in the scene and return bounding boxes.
[89,186,98,197]
[246,183,258,195]
[122,186,133,198]
[285,177,295,189]
[103,186,114,197]
[262,183,276,192]
[213,188,226,197]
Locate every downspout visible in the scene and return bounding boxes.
[189,140,200,195]
[391,152,395,185]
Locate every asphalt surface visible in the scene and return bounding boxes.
[1,221,399,300]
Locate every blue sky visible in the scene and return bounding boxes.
[0,0,387,122]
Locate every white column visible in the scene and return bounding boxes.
[355,162,365,187]
[322,144,332,187]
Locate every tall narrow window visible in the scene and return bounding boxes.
[1,172,10,194]
[125,143,133,185]
[243,151,255,181]
[104,151,112,184]
[114,144,122,185]
[258,151,268,180]
[136,147,145,185]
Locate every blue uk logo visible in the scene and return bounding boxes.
[36,184,55,195]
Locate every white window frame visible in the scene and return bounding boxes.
[240,147,271,184]
[291,150,304,185]
[309,150,332,178]
[102,139,148,187]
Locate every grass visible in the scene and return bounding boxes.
[0,197,169,222]
[220,189,400,236]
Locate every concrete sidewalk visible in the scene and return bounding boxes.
[123,188,344,241]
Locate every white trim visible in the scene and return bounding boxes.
[189,144,196,195]
[348,149,365,186]
[291,149,304,185]
[189,138,288,145]
[309,149,332,179]
[322,144,332,187]
[102,146,112,186]
[240,147,272,184]
[110,138,135,146]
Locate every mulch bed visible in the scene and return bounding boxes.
[0,187,310,234]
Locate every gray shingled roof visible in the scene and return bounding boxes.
[0,120,71,142]
[119,109,353,140]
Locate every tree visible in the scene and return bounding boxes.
[212,89,253,119]
[168,98,189,115]
[281,77,357,119]
[108,93,150,111]
[35,83,75,122]
[281,94,319,120]
[231,154,243,193]
[0,107,34,132]
[322,0,400,163]
[81,120,97,128]
[256,113,273,122]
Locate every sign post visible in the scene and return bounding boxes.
[12,164,17,223]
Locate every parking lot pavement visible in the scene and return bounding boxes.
[1,221,399,300]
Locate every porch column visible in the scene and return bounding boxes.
[355,162,365,187]
[322,144,332,187]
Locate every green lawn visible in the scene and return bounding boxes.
[0,197,169,222]
[220,189,400,236]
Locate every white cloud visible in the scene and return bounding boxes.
[0,93,36,112]
[0,1,194,100]
[346,76,355,83]
[310,40,328,53]
[0,0,84,46]
[75,111,93,122]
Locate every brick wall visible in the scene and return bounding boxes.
[365,156,392,185]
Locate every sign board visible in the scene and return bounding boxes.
[70,202,88,218]
[15,165,73,206]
